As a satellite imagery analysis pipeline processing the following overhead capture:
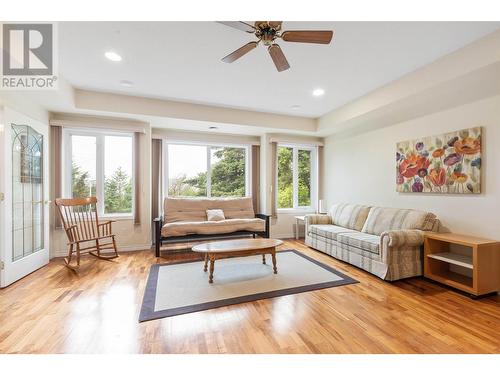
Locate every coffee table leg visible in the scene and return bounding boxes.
[209,256,215,283]
[271,250,277,274]
[262,254,266,264]
[203,253,208,272]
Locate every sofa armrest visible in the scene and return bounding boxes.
[153,216,163,233]
[255,213,270,220]
[305,214,332,226]
[153,216,163,257]
[381,229,424,248]
[304,214,331,238]
[255,213,271,238]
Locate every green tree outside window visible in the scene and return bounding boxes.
[168,146,246,197]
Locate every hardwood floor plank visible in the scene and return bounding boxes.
[0,239,499,354]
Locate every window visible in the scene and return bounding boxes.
[65,129,134,217]
[277,145,316,210]
[167,144,207,196]
[166,143,248,198]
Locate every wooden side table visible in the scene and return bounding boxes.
[424,232,500,297]
[294,216,305,240]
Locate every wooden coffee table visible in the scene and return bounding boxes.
[192,238,284,283]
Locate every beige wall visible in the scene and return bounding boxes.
[323,94,500,239]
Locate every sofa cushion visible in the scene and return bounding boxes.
[308,224,356,241]
[164,197,255,223]
[361,206,436,236]
[328,203,371,231]
[161,218,265,237]
[336,232,381,255]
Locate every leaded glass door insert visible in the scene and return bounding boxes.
[11,124,44,261]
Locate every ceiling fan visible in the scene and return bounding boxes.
[218,21,334,72]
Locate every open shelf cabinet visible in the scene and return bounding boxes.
[424,232,500,297]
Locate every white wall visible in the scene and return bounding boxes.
[271,213,306,239]
[323,95,500,239]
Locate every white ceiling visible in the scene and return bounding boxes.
[58,22,500,118]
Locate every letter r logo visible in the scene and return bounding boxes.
[2,24,53,76]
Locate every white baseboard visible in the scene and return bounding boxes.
[272,233,296,239]
[50,243,152,259]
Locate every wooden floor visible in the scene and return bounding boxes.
[1,239,499,354]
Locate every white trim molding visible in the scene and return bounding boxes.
[164,140,251,199]
[62,127,136,218]
[276,143,318,213]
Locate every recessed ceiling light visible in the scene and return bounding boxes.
[312,88,325,97]
[105,51,122,62]
[209,126,218,130]
[120,80,133,88]
[291,105,301,110]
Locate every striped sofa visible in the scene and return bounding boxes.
[305,203,439,281]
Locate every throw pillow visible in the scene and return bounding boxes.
[206,209,225,221]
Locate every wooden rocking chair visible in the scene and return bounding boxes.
[55,197,119,269]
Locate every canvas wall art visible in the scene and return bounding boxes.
[396,127,481,194]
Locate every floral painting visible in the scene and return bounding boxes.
[396,127,481,194]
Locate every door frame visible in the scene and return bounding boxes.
[0,107,50,288]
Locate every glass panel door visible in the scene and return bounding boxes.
[1,110,49,288]
[11,124,45,261]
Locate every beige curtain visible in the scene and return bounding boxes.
[50,125,63,228]
[270,141,278,218]
[151,138,163,220]
[134,132,141,225]
[251,145,260,213]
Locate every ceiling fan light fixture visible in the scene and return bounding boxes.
[218,21,334,72]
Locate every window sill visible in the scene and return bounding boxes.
[277,208,316,215]
[101,214,134,221]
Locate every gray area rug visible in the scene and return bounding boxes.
[139,249,358,322]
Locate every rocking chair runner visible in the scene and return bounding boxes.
[55,197,119,269]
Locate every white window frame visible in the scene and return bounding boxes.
[277,143,318,214]
[63,128,135,219]
[163,140,251,199]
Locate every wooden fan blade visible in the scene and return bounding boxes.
[281,30,333,44]
[268,44,290,72]
[222,41,258,63]
[217,21,255,33]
